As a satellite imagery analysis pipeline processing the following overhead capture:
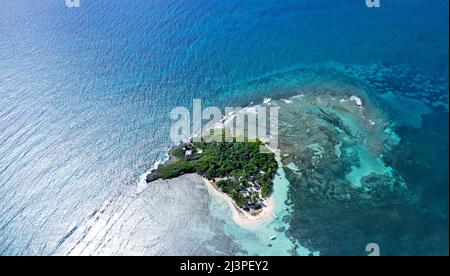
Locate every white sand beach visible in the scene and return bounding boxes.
[203,177,276,226]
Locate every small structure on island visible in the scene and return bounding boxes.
[185,150,193,157]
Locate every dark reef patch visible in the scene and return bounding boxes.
[284,107,448,256]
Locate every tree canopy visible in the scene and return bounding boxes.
[149,139,278,208]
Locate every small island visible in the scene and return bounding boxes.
[147,137,278,213]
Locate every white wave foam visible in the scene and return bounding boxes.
[137,159,166,193]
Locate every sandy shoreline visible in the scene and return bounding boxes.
[203,99,282,226]
[146,98,285,226]
[202,177,276,226]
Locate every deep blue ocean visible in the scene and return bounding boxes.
[0,0,448,255]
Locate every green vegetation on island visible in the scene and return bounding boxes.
[147,138,278,209]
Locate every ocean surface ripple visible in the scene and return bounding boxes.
[0,0,448,255]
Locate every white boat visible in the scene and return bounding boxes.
[270,235,277,241]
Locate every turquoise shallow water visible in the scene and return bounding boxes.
[0,0,448,255]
